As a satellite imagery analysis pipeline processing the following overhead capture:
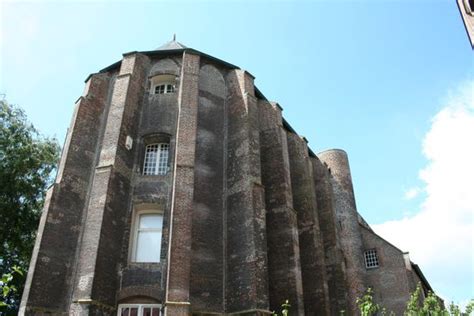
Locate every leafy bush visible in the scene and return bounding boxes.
[355,284,474,316]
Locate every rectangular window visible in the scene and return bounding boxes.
[154,85,165,94]
[118,304,161,316]
[153,83,175,95]
[143,143,169,175]
[364,249,379,268]
[132,212,163,263]
[166,84,175,93]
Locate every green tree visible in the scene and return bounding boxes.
[0,100,60,314]
[465,300,474,315]
[405,283,423,316]
[449,301,462,316]
[356,288,380,316]
[354,284,473,316]
[405,284,447,316]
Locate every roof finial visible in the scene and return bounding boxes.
[173,33,176,41]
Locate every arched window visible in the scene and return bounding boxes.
[143,143,169,175]
[131,210,163,263]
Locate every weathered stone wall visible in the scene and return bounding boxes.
[20,72,111,315]
[318,149,367,314]
[225,70,270,315]
[164,52,201,316]
[258,100,304,314]
[311,156,349,313]
[189,63,226,313]
[69,52,150,314]
[360,227,412,314]
[116,56,182,303]
[286,134,330,315]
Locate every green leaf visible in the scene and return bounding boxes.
[0,100,60,314]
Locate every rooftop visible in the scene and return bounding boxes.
[156,38,188,50]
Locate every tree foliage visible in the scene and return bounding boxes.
[272,299,290,316]
[0,100,60,314]
[356,284,474,316]
[356,288,381,316]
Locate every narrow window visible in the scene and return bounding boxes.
[364,249,379,269]
[118,304,161,316]
[166,84,175,93]
[132,212,163,263]
[143,143,169,175]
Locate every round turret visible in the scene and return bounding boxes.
[317,149,366,311]
[317,149,356,206]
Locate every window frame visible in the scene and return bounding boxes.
[130,209,164,263]
[143,143,170,176]
[153,83,175,95]
[117,303,162,316]
[149,74,177,96]
[364,249,380,269]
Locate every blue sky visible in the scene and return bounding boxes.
[1,0,473,308]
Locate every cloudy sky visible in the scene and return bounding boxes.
[1,0,472,307]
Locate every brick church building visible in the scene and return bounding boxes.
[20,40,433,315]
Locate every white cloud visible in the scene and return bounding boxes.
[404,186,421,200]
[373,80,474,304]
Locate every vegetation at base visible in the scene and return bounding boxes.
[272,299,290,316]
[356,287,395,316]
[277,285,473,316]
[0,99,60,314]
[356,284,474,316]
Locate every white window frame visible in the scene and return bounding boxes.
[130,210,163,263]
[153,83,175,95]
[117,304,162,316]
[364,249,380,269]
[150,74,177,95]
[143,143,169,176]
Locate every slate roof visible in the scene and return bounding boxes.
[156,40,188,50]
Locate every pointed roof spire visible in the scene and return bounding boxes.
[156,35,187,50]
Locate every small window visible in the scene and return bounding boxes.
[154,83,175,95]
[117,304,161,316]
[150,74,177,95]
[131,211,163,263]
[143,143,169,175]
[364,249,379,269]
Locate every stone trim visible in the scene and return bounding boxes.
[165,301,191,306]
[116,73,133,80]
[227,309,273,315]
[147,71,179,78]
[75,298,116,311]
[20,306,66,314]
